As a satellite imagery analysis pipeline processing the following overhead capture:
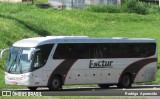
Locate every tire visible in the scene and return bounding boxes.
[117,74,132,88]
[28,87,38,91]
[98,84,109,89]
[48,76,62,91]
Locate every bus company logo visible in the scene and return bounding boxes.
[2,91,11,96]
[89,60,113,68]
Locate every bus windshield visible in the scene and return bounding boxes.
[6,47,32,74]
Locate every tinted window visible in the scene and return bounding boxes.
[53,43,156,59]
[53,44,89,59]
[32,44,54,71]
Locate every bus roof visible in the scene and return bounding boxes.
[13,36,156,47]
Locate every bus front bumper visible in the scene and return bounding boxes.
[5,72,32,86]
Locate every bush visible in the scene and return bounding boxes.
[148,4,160,14]
[85,5,121,13]
[85,0,160,15]
[123,0,149,15]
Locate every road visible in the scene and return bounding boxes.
[2,85,160,96]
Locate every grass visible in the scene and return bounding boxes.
[0,2,160,90]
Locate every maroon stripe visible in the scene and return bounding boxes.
[63,60,77,82]
[118,58,157,83]
[47,59,77,86]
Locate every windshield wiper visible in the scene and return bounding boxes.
[14,55,21,73]
[19,63,22,74]
[16,50,22,73]
[8,56,17,73]
[8,49,22,74]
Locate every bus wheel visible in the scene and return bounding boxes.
[49,76,62,91]
[118,74,132,88]
[98,84,109,89]
[28,87,38,91]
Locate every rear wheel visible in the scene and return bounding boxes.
[118,74,132,88]
[98,84,110,89]
[28,87,38,91]
[48,76,62,91]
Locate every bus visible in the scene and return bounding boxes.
[1,36,158,91]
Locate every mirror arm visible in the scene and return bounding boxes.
[0,48,10,58]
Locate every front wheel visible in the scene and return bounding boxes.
[48,76,62,91]
[28,87,38,91]
[118,74,132,88]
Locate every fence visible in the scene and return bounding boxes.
[49,0,121,9]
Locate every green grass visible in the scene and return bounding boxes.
[0,2,160,90]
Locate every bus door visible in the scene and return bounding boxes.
[32,52,44,86]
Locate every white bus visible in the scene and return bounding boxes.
[1,36,158,91]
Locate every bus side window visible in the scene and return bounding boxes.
[33,53,42,68]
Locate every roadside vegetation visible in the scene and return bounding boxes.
[86,0,160,15]
[0,0,160,90]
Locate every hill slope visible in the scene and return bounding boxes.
[0,2,160,89]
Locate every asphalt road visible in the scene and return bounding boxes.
[2,85,160,96]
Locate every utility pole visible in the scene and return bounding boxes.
[71,0,73,9]
[32,0,34,4]
[62,0,64,10]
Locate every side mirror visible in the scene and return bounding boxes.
[28,49,40,60]
[0,48,10,58]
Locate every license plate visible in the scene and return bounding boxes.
[11,82,17,85]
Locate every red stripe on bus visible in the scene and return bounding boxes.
[118,58,157,83]
[47,59,77,86]
[63,59,77,83]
